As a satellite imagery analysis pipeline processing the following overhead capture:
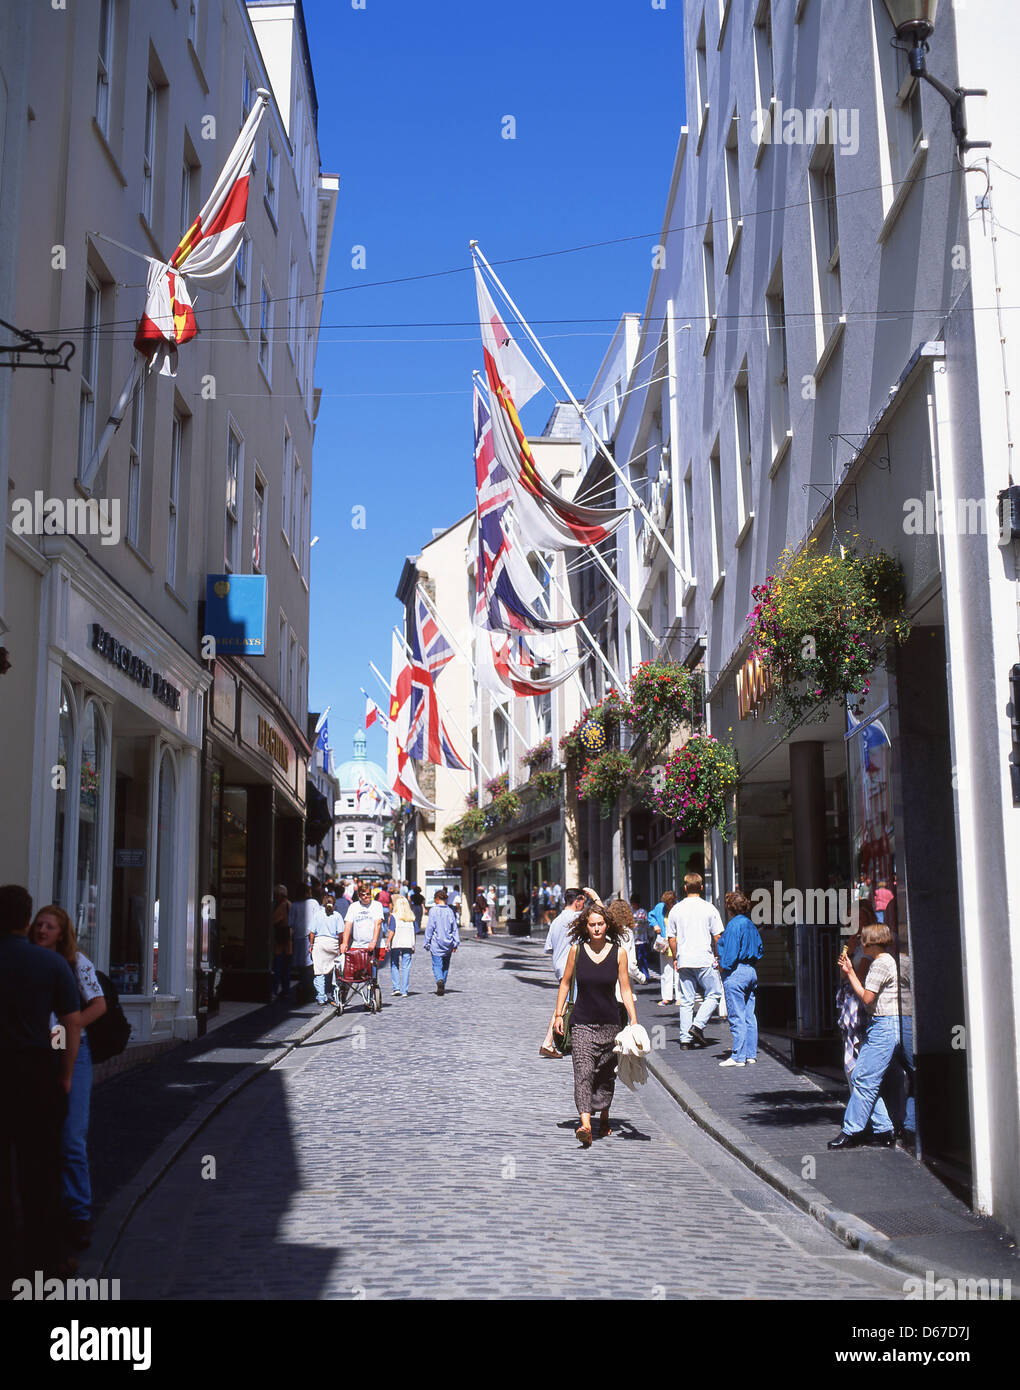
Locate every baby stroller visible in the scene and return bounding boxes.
[334,945,384,1014]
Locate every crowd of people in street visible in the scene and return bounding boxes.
[0,860,916,1276]
[539,870,913,1153]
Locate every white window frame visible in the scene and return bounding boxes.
[78,273,101,482]
[258,274,272,380]
[233,234,249,326]
[96,0,113,136]
[291,457,301,554]
[142,78,156,226]
[127,376,145,547]
[242,60,253,127]
[278,614,287,696]
[282,425,293,542]
[168,410,182,588]
[301,480,310,582]
[287,255,298,362]
[252,469,266,574]
[225,421,243,573]
[345,831,356,852]
[265,139,278,221]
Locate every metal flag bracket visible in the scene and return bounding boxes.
[0,317,75,381]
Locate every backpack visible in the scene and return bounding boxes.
[86,969,132,1064]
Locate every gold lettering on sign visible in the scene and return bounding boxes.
[257,715,290,773]
[737,654,774,720]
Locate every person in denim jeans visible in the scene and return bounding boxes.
[667,874,724,1046]
[716,891,764,1067]
[386,894,417,996]
[30,904,107,1250]
[424,888,459,995]
[828,921,909,1149]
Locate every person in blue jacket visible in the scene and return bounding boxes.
[648,889,677,1005]
[716,890,764,1067]
[424,888,460,996]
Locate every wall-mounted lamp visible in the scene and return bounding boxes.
[882,0,990,158]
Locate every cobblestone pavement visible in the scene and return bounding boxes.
[108,938,906,1300]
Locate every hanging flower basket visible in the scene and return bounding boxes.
[576,749,636,819]
[442,806,487,849]
[491,789,522,823]
[520,736,552,771]
[560,692,627,767]
[650,735,738,839]
[484,772,509,799]
[526,767,561,801]
[465,788,478,809]
[625,659,697,747]
[748,540,910,729]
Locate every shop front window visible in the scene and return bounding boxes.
[109,736,150,994]
[220,788,248,970]
[53,683,75,905]
[153,751,176,994]
[75,701,105,961]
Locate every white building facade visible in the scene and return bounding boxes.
[607,0,1020,1236]
[1,0,336,1036]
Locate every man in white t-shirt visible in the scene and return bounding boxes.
[341,882,385,954]
[667,872,724,1048]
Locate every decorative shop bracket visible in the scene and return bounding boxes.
[0,317,75,381]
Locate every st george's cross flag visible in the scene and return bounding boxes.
[134,91,270,374]
[473,387,576,634]
[365,696,382,729]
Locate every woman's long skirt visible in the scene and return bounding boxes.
[571,1021,619,1115]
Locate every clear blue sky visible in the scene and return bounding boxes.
[301,0,687,767]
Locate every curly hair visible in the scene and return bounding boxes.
[604,898,634,936]
[567,900,626,946]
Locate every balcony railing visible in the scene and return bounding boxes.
[461,782,562,847]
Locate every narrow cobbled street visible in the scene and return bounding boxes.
[107,939,904,1300]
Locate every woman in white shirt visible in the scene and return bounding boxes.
[30,904,107,1248]
[386,895,417,996]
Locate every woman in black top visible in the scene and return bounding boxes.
[553,902,638,1147]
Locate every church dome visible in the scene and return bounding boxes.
[334,730,392,806]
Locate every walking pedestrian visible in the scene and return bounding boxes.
[0,884,83,1279]
[529,886,540,925]
[552,902,638,1147]
[386,894,417,996]
[539,888,587,1057]
[30,904,108,1248]
[271,884,292,999]
[424,888,460,995]
[649,890,677,1004]
[716,891,764,1067]
[630,895,651,980]
[667,873,724,1048]
[829,922,913,1149]
[310,894,342,1006]
[472,889,489,940]
[288,883,317,1004]
[410,883,426,934]
[341,882,385,957]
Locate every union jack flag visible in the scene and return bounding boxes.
[473,386,575,634]
[404,610,468,770]
[414,590,454,680]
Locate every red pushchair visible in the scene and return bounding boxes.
[334,945,384,1014]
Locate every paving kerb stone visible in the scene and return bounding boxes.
[84,1004,336,1278]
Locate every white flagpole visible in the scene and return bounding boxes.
[471,242,692,586]
[472,368,661,652]
[81,353,145,492]
[392,626,491,782]
[528,543,623,695]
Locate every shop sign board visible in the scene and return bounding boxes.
[240,690,296,794]
[205,574,268,656]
